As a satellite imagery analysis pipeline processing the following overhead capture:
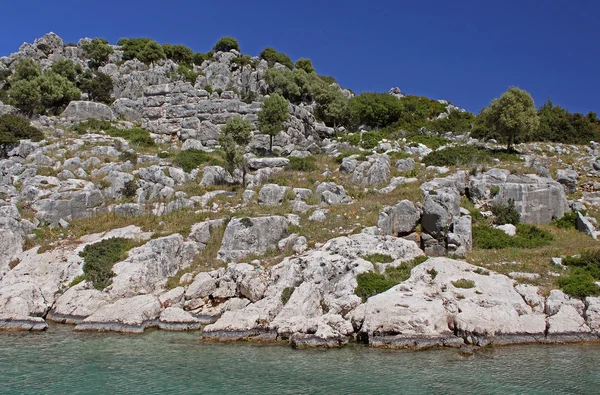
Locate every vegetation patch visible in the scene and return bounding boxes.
[71,119,113,134]
[452,278,475,289]
[491,199,520,225]
[78,237,137,290]
[551,212,578,230]
[286,156,317,172]
[173,149,220,172]
[354,256,427,301]
[473,224,553,249]
[407,134,449,150]
[281,287,295,305]
[360,253,394,264]
[105,127,155,147]
[422,145,520,167]
[558,250,600,297]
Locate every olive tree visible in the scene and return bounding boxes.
[482,87,540,151]
[81,38,114,68]
[218,117,252,186]
[257,93,290,153]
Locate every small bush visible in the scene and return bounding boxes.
[551,212,578,229]
[559,250,600,297]
[491,199,520,225]
[119,151,138,164]
[427,268,438,279]
[558,272,600,298]
[473,224,553,249]
[360,253,394,264]
[71,119,112,134]
[281,287,295,305]
[260,47,293,69]
[213,37,240,52]
[387,151,410,160]
[79,237,136,290]
[452,278,475,289]
[286,156,317,172]
[105,127,155,147]
[407,134,449,150]
[355,256,426,301]
[474,267,490,276]
[422,145,520,167]
[121,179,138,198]
[0,114,44,145]
[173,149,217,172]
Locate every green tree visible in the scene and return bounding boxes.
[260,47,294,69]
[7,79,41,114]
[348,92,403,129]
[118,38,154,61]
[81,38,114,68]
[50,59,83,82]
[314,85,348,129]
[263,68,301,102]
[193,52,210,65]
[257,93,290,152]
[38,72,81,113]
[77,70,113,104]
[139,41,166,65]
[218,117,252,186]
[482,87,540,151]
[213,37,240,52]
[295,58,315,73]
[11,58,41,82]
[166,44,194,64]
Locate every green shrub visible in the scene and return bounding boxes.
[79,237,136,290]
[105,127,154,147]
[118,38,154,61]
[422,145,520,167]
[355,256,426,301]
[173,63,198,84]
[119,151,138,164]
[213,37,240,52]
[121,179,138,198]
[138,41,166,64]
[193,52,210,65]
[551,212,578,229]
[286,156,317,172]
[0,114,43,156]
[348,92,403,129]
[173,149,218,172]
[473,224,553,249]
[281,287,295,305]
[407,134,449,150]
[295,58,315,73]
[77,70,113,104]
[427,110,475,134]
[491,199,520,225]
[71,119,113,134]
[260,47,294,69]
[452,278,475,289]
[50,59,83,82]
[360,253,394,264]
[559,250,600,297]
[81,38,114,68]
[162,43,193,64]
[427,268,438,279]
[387,151,410,160]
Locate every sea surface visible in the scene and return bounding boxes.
[1,324,599,394]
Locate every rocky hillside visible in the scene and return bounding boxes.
[1,33,600,349]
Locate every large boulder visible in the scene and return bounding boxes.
[378,200,421,236]
[350,258,547,348]
[470,169,568,224]
[556,169,579,194]
[74,294,161,333]
[316,182,351,205]
[61,101,115,121]
[341,154,391,186]
[108,234,198,298]
[422,188,461,240]
[111,98,143,121]
[258,184,288,206]
[217,216,290,262]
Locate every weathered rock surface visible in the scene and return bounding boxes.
[470,169,568,224]
[217,216,289,262]
[74,295,161,333]
[62,101,115,121]
[378,200,421,236]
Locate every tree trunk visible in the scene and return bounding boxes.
[269,134,273,154]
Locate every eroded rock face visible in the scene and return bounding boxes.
[108,234,198,298]
[378,200,421,236]
[470,169,569,224]
[204,233,424,344]
[74,294,161,333]
[341,154,391,186]
[62,101,115,121]
[217,216,289,262]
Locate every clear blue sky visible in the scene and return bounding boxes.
[1,0,598,114]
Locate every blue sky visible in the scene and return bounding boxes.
[1,0,598,114]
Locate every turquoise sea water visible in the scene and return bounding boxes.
[1,324,599,394]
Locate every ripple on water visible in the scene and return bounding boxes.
[1,324,599,394]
